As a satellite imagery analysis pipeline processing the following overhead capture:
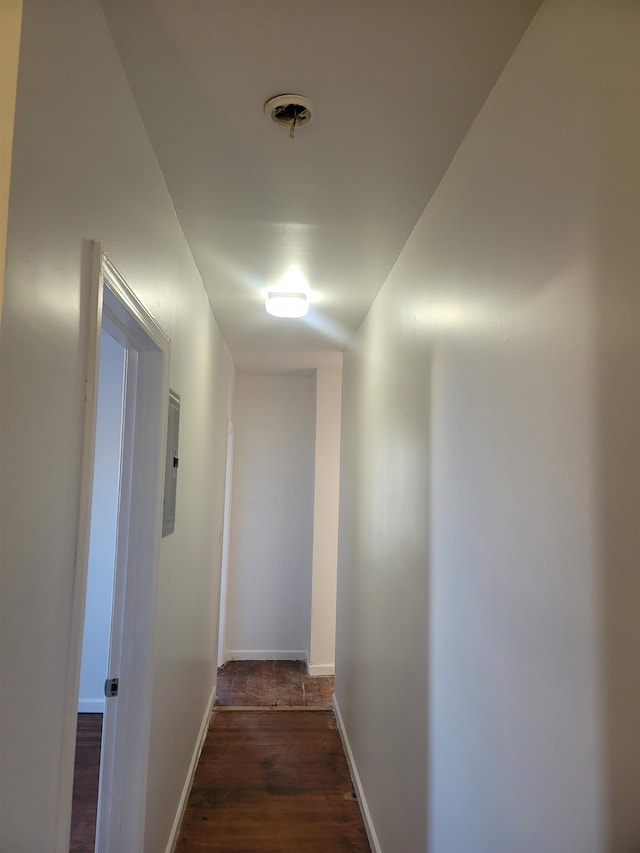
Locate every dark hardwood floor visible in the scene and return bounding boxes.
[176,710,370,852]
[70,713,102,853]
[70,665,363,852]
[215,660,334,708]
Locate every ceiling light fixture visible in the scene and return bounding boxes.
[264,94,313,139]
[265,291,309,319]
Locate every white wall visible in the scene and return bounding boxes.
[0,0,22,322]
[78,331,125,713]
[0,3,234,851]
[335,2,640,852]
[226,373,315,661]
[308,366,342,676]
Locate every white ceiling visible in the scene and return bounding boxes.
[102,0,541,370]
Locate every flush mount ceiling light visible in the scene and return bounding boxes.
[264,94,313,139]
[265,291,309,319]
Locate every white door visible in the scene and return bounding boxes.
[73,245,170,853]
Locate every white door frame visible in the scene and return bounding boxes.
[64,242,170,852]
[217,421,234,668]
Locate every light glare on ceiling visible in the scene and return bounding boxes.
[265,291,309,318]
[265,266,311,318]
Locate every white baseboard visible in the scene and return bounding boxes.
[224,649,308,664]
[165,684,216,853]
[308,663,335,676]
[78,698,105,713]
[333,696,382,853]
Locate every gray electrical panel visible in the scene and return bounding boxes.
[162,389,180,536]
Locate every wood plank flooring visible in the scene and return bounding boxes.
[69,665,363,852]
[176,710,370,852]
[215,660,334,708]
[70,713,102,853]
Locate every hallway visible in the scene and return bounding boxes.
[4,3,640,851]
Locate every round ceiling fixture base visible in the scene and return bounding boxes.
[264,94,313,137]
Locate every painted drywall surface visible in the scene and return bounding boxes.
[0,0,22,322]
[145,305,233,853]
[335,2,640,851]
[308,367,342,675]
[0,2,233,851]
[336,276,431,853]
[226,374,315,659]
[78,331,125,712]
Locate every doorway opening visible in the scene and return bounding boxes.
[70,329,125,851]
[68,245,170,852]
